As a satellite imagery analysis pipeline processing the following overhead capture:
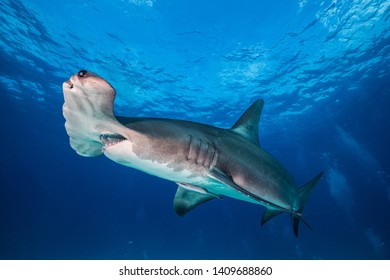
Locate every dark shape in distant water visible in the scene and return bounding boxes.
[62,70,323,237]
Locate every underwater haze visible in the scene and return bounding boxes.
[0,0,389,259]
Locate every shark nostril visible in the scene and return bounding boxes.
[66,80,73,89]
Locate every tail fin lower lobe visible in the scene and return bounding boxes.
[292,171,324,237]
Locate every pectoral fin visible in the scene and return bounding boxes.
[173,185,216,217]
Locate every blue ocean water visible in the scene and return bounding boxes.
[0,0,389,260]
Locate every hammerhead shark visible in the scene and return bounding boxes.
[62,70,323,237]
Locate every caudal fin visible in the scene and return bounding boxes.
[292,171,324,237]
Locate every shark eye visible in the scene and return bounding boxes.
[78,70,87,77]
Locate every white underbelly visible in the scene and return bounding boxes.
[103,140,262,205]
[103,140,207,184]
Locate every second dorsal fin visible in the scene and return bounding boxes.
[231,99,264,146]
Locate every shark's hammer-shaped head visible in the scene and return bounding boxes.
[62,70,126,157]
[63,70,116,116]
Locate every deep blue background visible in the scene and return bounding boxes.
[1,0,389,259]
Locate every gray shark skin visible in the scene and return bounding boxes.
[62,70,323,237]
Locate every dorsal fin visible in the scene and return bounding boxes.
[231,99,264,146]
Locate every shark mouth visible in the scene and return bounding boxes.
[100,133,127,149]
